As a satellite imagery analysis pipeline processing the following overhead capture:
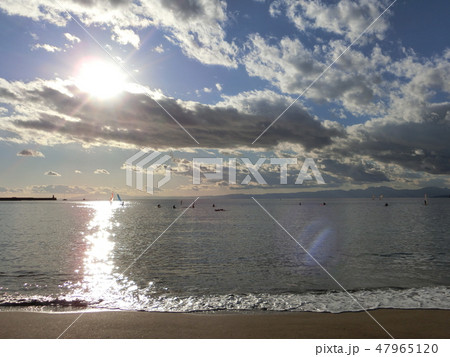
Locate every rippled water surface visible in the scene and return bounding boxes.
[0,198,449,312]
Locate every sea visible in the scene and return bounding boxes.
[0,198,449,313]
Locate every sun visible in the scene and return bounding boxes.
[76,59,126,99]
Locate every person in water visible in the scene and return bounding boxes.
[157,204,161,208]
[173,205,176,209]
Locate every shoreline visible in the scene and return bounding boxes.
[0,309,449,339]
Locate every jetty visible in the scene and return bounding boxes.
[0,195,57,201]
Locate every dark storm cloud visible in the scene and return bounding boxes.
[17,149,45,157]
[11,83,344,150]
[3,78,450,181]
[160,0,205,19]
[0,87,17,100]
[320,159,389,183]
[324,102,450,175]
[44,171,61,176]
[71,0,131,7]
[349,118,450,174]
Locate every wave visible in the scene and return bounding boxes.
[1,286,449,313]
[0,296,90,308]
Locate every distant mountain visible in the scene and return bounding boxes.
[222,186,450,199]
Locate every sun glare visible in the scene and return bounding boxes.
[76,59,126,99]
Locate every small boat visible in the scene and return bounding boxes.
[214,208,226,211]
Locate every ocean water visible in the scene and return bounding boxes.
[0,198,449,313]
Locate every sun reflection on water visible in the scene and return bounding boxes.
[76,201,143,309]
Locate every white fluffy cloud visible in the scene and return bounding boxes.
[153,44,165,53]
[31,43,61,52]
[94,169,110,175]
[0,0,237,67]
[269,0,392,42]
[243,31,450,120]
[64,32,80,44]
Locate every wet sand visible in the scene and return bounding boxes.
[0,309,448,339]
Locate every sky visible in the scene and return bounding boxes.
[0,0,449,198]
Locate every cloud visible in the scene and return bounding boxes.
[215,83,222,91]
[242,30,450,125]
[269,0,392,42]
[0,0,238,67]
[243,34,390,116]
[31,185,89,194]
[17,149,45,157]
[3,59,448,180]
[320,159,389,183]
[45,171,61,176]
[111,26,140,48]
[337,106,450,175]
[94,169,110,175]
[0,77,343,150]
[64,33,81,43]
[0,186,23,193]
[153,44,165,53]
[75,170,82,174]
[31,43,61,52]
[203,87,212,93]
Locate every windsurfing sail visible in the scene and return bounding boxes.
[117,193,124,206]
[424,194,428,206]
[110,192,114,202]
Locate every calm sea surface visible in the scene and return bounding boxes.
[0,198,449,312]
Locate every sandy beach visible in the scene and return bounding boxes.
[0,309,448,339]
